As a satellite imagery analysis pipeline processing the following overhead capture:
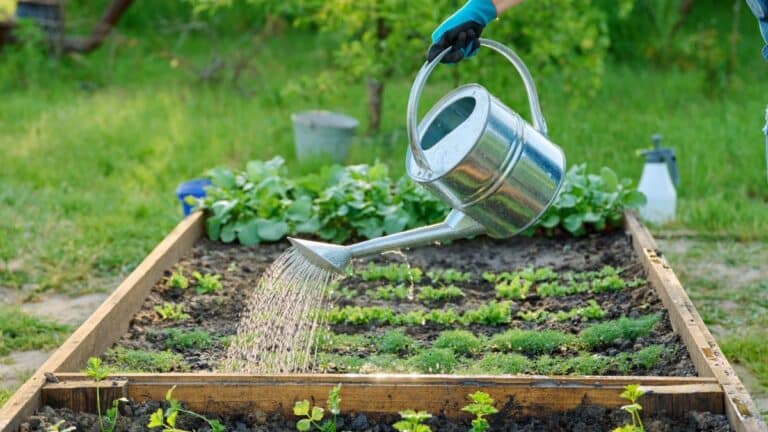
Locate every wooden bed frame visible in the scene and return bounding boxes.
[1,212,764,432]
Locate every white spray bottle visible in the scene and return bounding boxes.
[637,134,679,225]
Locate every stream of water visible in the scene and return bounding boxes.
[220,247,337,374]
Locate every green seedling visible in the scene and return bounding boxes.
[164,328,216,350]
[426,268,471,283]
[517,310,550,322]
[192,271,223,294]
[332,285,357,301]
[462,391,498,432]
[592,274,626,293]
[412,348,457,374]
[495,276,532,300]
[167,270,189,290]
[563,353,613,375]
[632,345,666,369]
[393,410,432,432]
[293,384,342,432]
[45,420,76,432]
[367,284,409,301]
[316,353,366,373]
[154,303,190,321]
[376,330,417,354]
[554,300,606,322]
[359,263,423,283]
[490,329,574,355]
[423,309,461,325]
[416,285,464,303]
[612,384,646,432]
[104,348,190,372]
[462,301,511,326]
[85,357,114,432]
[148,385,226,432]
[315,330,369,352]
[471,352,532,374]
[433,330,483,356]
[580,314,660,349]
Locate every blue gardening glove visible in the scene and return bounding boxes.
[746,0,768,59]
[428,0,497,63]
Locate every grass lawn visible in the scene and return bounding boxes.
[1,19,767,413]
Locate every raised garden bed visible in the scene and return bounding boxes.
[0,212,765,432]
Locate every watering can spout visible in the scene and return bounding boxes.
[288,210,485,274]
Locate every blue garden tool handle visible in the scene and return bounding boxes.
[407,38,549,173]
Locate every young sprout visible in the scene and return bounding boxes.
[393,410,432,432]
[84,358,110,432]
[612,384,646,432]
[45,420,76,432]
[293,384,342,431]
[154,303,190,321]
[147,386,225,432]
[192,271,223,294]
[462,391,499,432]
[167,270,189,290]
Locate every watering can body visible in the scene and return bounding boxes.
[406,39,565,238]
[289,39,566,274]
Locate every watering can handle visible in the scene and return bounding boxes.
[407,38,549,172]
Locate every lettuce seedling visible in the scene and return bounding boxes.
[393,410,432,432]
[154,303,190,321]
[462,301,511,326]
[192,271,223,294]
[148,385,226,432]
[168,270,189,290]
[495,276,532,300]
[426,268,471,284]
[359,263,422,283]
[417,285,464,303]
[462,391,498,432]
[368,284,410,301]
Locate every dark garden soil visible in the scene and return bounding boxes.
[25,400,732,432]
[107,230,696,376]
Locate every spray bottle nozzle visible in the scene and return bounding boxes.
[640,134,679,188]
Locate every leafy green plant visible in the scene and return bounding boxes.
[196,158,447,245]
[293,384,342,432]
[462,301,511,326]
[314,330,369,352]
[490,329,574,355]
[518,310,550,323]
[359,263,423,283]
[192,271,223,294]
[462,391,498,432]
[393,410,432,432]
[632,345,666,369]
[537,281,589,297]
[554,300,606,322]
[154,303,190,321]
[426,269,471,284]
[376,330,417,355]
[483,266,557,284]
[148,386,226,432]
[495,276,532,300]
[612,384,645,432]
[580,314,661,349]
[535,165,646,236]
[433,330,483,356]
[168,270,189,290]
[416,285,464,303]
[367,284,410,301]
[412,348,457,374]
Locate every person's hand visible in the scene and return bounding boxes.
[427,0,497,64]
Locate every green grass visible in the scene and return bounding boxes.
[579,314,661,349]
[0,388,12,407]
[0,308,71,355]
[721,332,768,388]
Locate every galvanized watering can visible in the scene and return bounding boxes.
[289,39,566,274]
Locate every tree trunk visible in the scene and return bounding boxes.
[61,0,134,53]
[367,78,384,135]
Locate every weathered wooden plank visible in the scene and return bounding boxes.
[625,213,767,432]
[0,212,204,432]
[42,380,128,414]
[42,375,723,420]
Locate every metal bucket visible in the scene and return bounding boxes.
[291,111,358,163]
[406,39,566,238]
